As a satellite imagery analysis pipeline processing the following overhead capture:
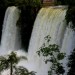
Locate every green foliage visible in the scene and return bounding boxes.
[8,52,27,64]
[14,66,36,75]
[0,51,36,75]
[67,49,75,75]
[37,35,65,75]
[0,56,9,72]
[0,51,29,75]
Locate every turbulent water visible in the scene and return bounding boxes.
[0,6,75,75]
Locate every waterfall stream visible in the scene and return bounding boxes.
[0,6,21,55]
[0,6,75,75]
[27,6,75,75]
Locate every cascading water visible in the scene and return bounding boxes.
[0,6,27,75]
[27,6,75,75]
[0,6,28,75]
[0,6,21,55]
[60,22,75,74]
[0,6,75,75]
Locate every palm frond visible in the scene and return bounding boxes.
[0,56,9,72]
[14,66,36,75]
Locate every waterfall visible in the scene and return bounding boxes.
[0,6,75,75]
[27,6,75,75]
[0,6,27,75]
[60,22,75,74]
[0,6,21,55]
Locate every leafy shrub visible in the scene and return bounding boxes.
[37,35,65,75]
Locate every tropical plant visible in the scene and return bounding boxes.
[14,66,36,75]
[37,35,65,75]
[0,51,27,75]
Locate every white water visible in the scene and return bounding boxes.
[60,22,75,75]
[27,6,75,75]
[0,6,27,75]
[0,6,21,55]
[0,6,75,75]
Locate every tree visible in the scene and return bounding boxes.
[14,66,36,75]
[67,49,75,75]
[37,35,65,75]
[0,51,27,75]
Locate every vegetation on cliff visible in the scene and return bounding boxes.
[0,51,35,75]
